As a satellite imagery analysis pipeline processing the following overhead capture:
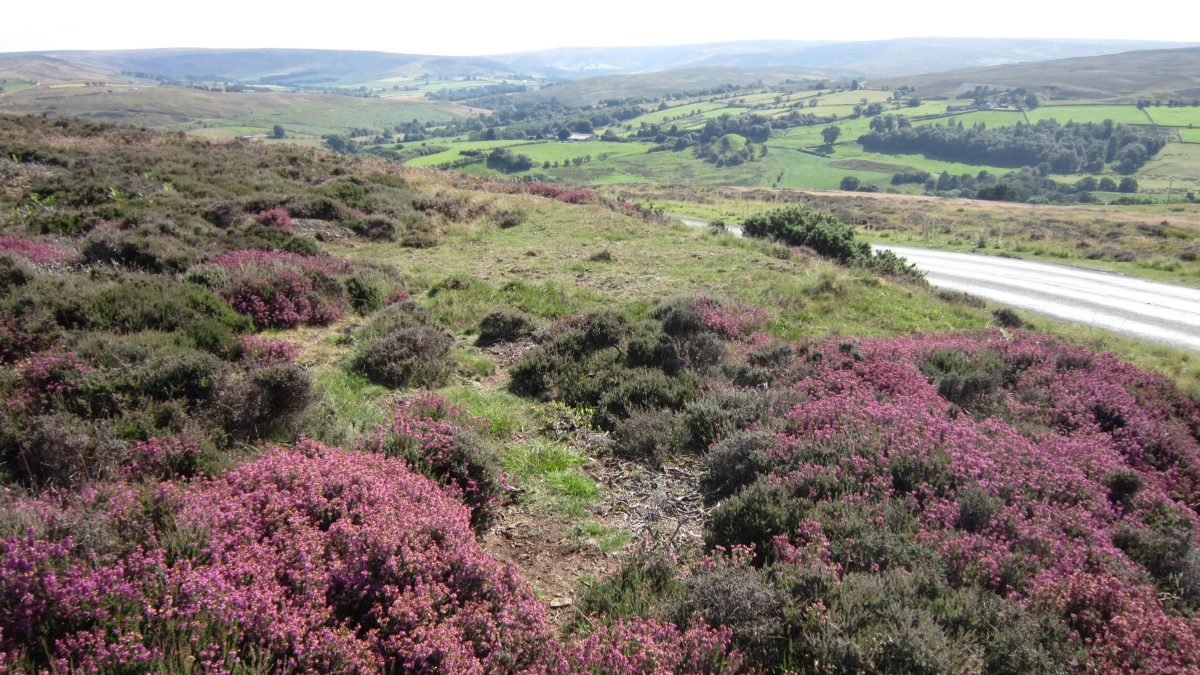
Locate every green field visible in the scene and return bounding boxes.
[1145,107,1200,126]
[915,110,1028,128]
[1135,142,1200,193]
[1181,128,1200,143]
[404,140,536,167]
[1028,105,1153,125]
[623,101,726,128]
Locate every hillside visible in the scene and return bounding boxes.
[879,46,1200,100]
[1,115,1200,672]
[17,48,526,85]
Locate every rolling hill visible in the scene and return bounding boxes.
[878,46,1200,100]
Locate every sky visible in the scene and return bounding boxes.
[3,0,1196,55]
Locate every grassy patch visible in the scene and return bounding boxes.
[502,439,598,516]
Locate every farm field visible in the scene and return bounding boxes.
[1028,104,1153,125]
[1145,106,1200,126]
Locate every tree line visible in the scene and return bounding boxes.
[859,116,1166,174]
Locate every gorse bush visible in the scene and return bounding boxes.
[741,206,922,278]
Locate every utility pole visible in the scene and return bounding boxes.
[1167,176,1174,204]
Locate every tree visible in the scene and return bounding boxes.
[557,127,571,141]
[821,126,841,145]
[1118,177,1138,193]
[271,125,286,140]
[1098,177,1118,192]
[839,176,861,191]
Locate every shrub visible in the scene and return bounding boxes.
[919,347,1009,414]
[476,309,536,346]
[204,250,350,329]
[613,409,677,464]
[253,207,293,231]
[136,350,224,401]
[955,485,999,533]
[238,335,299,366]
[598,368,699,422]
[222,363,315,440]
[202,201,244,228]
[676,389,768,452]
[706,481,807,564]
[176,441,549,670]
[701,430,776,501]
[351,325,454,389]
[3,412,125,488]
[671,560,785,667]
[123,435,201,481]
[496,209,526,229]
[0,236,79,266]
[357,393,506,531]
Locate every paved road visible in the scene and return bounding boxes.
[669,214,1200,350]
[876,245,1200,351]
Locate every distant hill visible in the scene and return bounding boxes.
[3,39,1195,91]
[3,49,526,86]
[877,46,1200,100]
[0,54,115,83]
[489,38,1196,79]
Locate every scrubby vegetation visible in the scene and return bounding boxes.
[2,114,1198,674]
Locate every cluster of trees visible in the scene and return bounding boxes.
[426,82,529,101]
[484,147,534,173]
[693,133,764,166]
[917,168,1138,203]
[859,116,1166,174]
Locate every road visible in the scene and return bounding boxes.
[877,245,1200,351]
[669,214,1200,350]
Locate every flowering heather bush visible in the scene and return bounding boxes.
[550,618,742,674]
[555,188,594,204]
[0,443,550,672]
[519,182,594,203]
[204,250,350,329]
[7,350,90,413]
[237,334,299,366]
[252,207,293,231]
[0,236,79,266]
[357,392,506,531]
[123,435,200,481]
[728,331,1200,672]
[175,440,550,672]
[695,296,770,341]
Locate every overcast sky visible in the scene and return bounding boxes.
[4,0,1195,54]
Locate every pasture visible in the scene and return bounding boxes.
[1027,105,1153,125]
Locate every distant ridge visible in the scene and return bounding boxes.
[2,38,1196,87]
[876,46,1200,100]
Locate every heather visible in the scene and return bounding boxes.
[4,114,1200,673]
[0,441,739,672]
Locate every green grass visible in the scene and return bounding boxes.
[1180,128,1200,143]
[438,385,535,438]
[405,140,534,167]
[623,102,725,128]
[1028,105,1153,125]
[569,521,631,554]
[1136,143,1200,193]
[512,140,650,164]
[1144,107,1200,127]
[502,439,598,516]
[312,366,391,443]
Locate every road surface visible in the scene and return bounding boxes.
[669,214,1200,350]
[877,245,1200,351]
